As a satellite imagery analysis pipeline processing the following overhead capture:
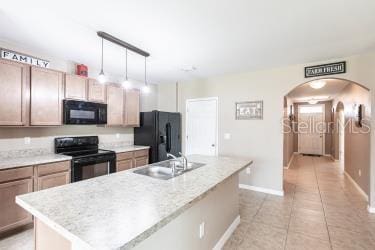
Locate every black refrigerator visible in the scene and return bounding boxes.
[134,111,181,163]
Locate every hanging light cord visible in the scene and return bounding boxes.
[125,48,128,80]
[144,56,147,85]
[101,38,104,71]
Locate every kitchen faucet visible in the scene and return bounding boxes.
[167,152,188,170]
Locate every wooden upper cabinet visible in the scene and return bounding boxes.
[64,74,87,100]
[88,79,106,103]
[106,84,124,126]
[124,89,140,127]
[30,67,64,126]
[0,59,30,126]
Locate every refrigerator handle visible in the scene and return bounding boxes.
[166,122,172,153]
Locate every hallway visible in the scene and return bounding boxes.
[225,155,375,250]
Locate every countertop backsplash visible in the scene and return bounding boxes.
[0,133,134,159]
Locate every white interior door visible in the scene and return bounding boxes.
[186,98,218,156]
[298,104,325,155]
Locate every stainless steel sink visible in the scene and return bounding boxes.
[133,160,206,180]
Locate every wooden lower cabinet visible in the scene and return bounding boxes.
[117,159,133,172]
[0,161,71,234]
[116,149,149,172]
[134,156,149,167]
[0,174,33,233]
[36,172,70,191]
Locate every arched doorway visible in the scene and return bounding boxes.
[283,77,371,204]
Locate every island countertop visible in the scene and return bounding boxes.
[16,155,252,250]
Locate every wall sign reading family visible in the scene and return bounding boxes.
[305,61,346,78]
[236,101,263,120]
[0,48,50,68]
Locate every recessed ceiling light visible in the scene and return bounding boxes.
[309,80,326,89]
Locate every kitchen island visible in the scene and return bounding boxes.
[16,155,252,250]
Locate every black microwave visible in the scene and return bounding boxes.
[63,100,107,125]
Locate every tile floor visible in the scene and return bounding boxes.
[224,155,375,250]
[1,155,374,250]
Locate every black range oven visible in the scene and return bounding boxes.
[63,100,107,125]
[55,136,116,182]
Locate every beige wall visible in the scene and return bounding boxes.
[158,82,178,112]
[332,83,371,195]
[158,51,375,201]
[292,101,333,155]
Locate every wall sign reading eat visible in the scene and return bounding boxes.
[305,61,346,78]
[0,48,50,68]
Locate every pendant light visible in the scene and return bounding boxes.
[142,56,150,93]
[122,49,131,89]
[97,38,106,84]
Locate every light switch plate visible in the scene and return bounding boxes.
[116,133,120,139]
[359,169,362,177]
[224,133,231,140]
[246,167,251,175]
[24,137,31,145]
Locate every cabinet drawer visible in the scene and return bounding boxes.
[117,152,133,161]
[117,159,133,172]
[0,167,33,183]
[134,149,149,158]
[134,157,149,168]
[36,161,70,177]
[36,171,70,191]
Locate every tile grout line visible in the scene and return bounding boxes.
[312,157,334,250]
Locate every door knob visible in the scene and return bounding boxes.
[211,144,215,147]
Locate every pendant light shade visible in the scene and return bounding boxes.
[97,38,106,84]
[122,49,132,89]
[142,56,150,93]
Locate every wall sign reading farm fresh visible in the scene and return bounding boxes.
[0,48,50,68]
[304,61,346,78]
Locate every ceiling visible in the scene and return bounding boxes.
[287,79,350,102]
[1,0,375,84]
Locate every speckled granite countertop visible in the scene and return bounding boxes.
[102,145,150,154]
[16,155,252,250]
[0,154,72,170]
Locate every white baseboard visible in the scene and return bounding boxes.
[212,215,240,250]
[239,184,284,196]
[344,171,368,202]
[368,206,375,214]
[284,153,295,169]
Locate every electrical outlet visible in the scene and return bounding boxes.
[359,169,362,177]
[246,167,251,175]
[224,133,231,140]
[199,222,205,239]
[24,137,31,145]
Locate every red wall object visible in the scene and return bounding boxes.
[76,64,88,77]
